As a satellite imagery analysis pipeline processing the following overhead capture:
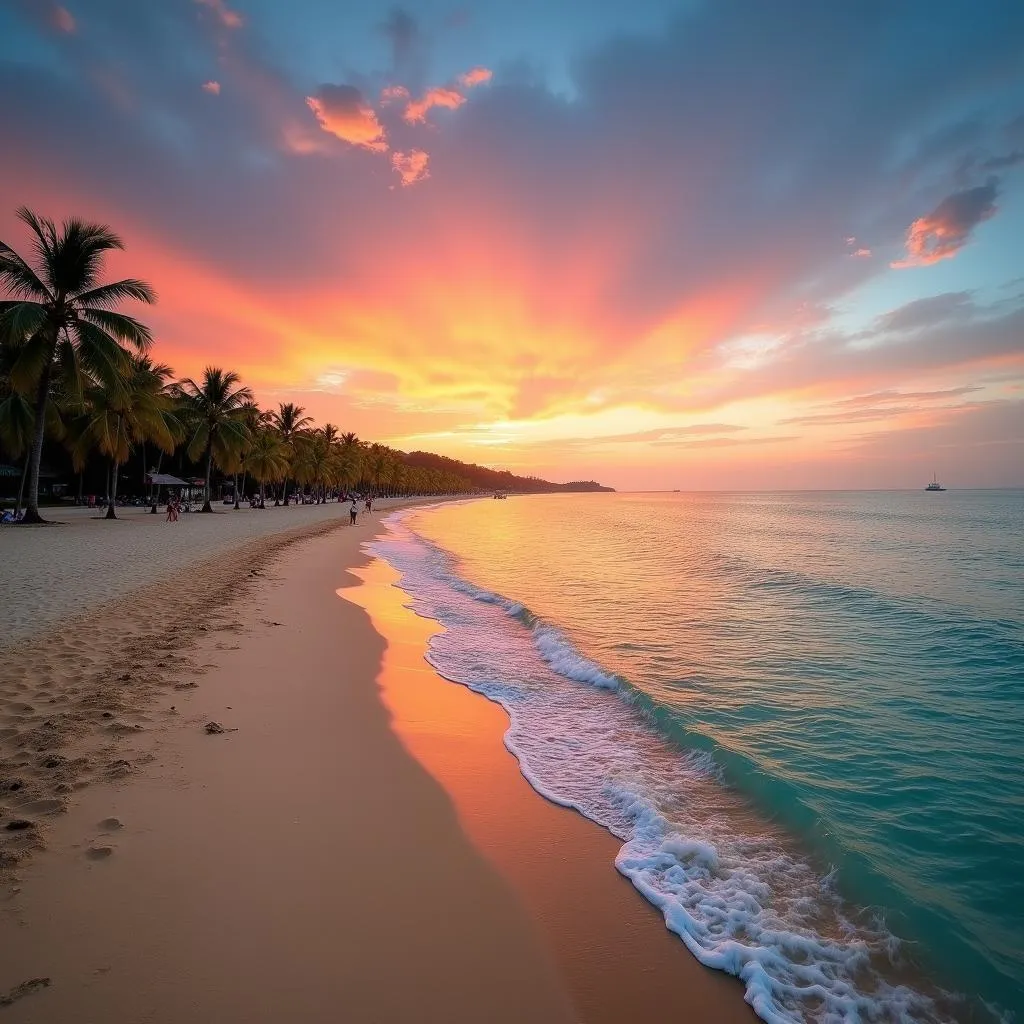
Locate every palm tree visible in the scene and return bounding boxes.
[69,356,177,519]
[246,427,289,509]
[178,367,252,513]
[0,208,155,522]
[271,401,312,505]
[235,400,268,509]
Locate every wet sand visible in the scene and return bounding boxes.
[347,556,756,1024]
[0,508,754,1022]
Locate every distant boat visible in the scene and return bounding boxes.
[925,474,946,492]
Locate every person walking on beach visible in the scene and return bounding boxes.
[166,495,178,522]
[349,499,358,526]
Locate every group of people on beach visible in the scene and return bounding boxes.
[165,495,184,522]
[157,492,376,524]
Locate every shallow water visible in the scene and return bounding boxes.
[370,491,1024,1022]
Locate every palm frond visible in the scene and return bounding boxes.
[55,218,125,293]
[0,246,53,300]
[0,301,48,346]
[77,308,153,351]
[75,278,157,308]
[7,329,54,394]
[71,320,133,387]
[15,208,58,293]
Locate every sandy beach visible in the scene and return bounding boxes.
[0,503,753,1022]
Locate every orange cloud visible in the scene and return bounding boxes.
[404,86,466,124]
[892,181,998,268]
[306,85,388,152]
[195,0,243,30]
[381,85,410,104]
[851,247,871,257]
[459,67,493,87]
[392,150,430,187]
[201,80,221,95]
[49,5,75,33]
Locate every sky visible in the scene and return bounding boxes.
[1,0,1022,490]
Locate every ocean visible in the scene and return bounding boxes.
[369,491,1024,1023]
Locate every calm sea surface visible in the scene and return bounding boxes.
[370,491,1024,1023]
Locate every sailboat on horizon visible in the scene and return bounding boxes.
[925,474,946,492]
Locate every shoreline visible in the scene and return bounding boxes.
[346,549,756,1024]
[0,502,752,1022]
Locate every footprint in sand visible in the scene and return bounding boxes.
[86,846,114,860]
[98,817,124,832]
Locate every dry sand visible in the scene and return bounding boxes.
[0,502,753,1023]
[0,499,399,644]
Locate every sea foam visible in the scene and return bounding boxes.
[368,508,995,1024]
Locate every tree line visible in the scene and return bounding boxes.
[0,208,608,524]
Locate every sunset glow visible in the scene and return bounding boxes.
[2,0,1022,489]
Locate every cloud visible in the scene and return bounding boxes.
[832,386,981,409]
[380,84,410,104]
[873,292,975,333]
[49,4,75,33]
[3,0,1023,487]
[459,67,493,88]
[891,181,1000,268]
[306,84,387,151]
[851,248,872,258]
[403,86,466,124]
[380,7,419,72]
[392,149,430,187]
[980,149,1024,171]
[201,80,221,95]
[194,0,243,30]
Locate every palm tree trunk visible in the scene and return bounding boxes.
[76,469,84,505]
[259,481,266,509]
[105,460,119,520]
[283,476,290,506]
[23,361,53,525]
[201,443,214,513]
[14,452,29,518]
[233,472,240,510]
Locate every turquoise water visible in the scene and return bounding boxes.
[372,491,1024,1022]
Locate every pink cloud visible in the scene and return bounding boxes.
[392,149,430,187]
[852,247,872,258]
[892,181,998,268]
[381,84,410,104]
[458,67,493,88]
[404,86,466,124]
[194,0,243,30]
[306,85,388,152]
[49,4,75,33]
[202,80,221,95]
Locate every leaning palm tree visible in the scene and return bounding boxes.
[177,367,253,513]
[0,208,155,522]
[271,401,311,505]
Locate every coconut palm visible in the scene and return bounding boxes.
[68,356,177,519]
[246,427,289,509]
[271,401,312,505]
[235,400,269,509]
[177,367,253,513]
[0,208,156,522]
